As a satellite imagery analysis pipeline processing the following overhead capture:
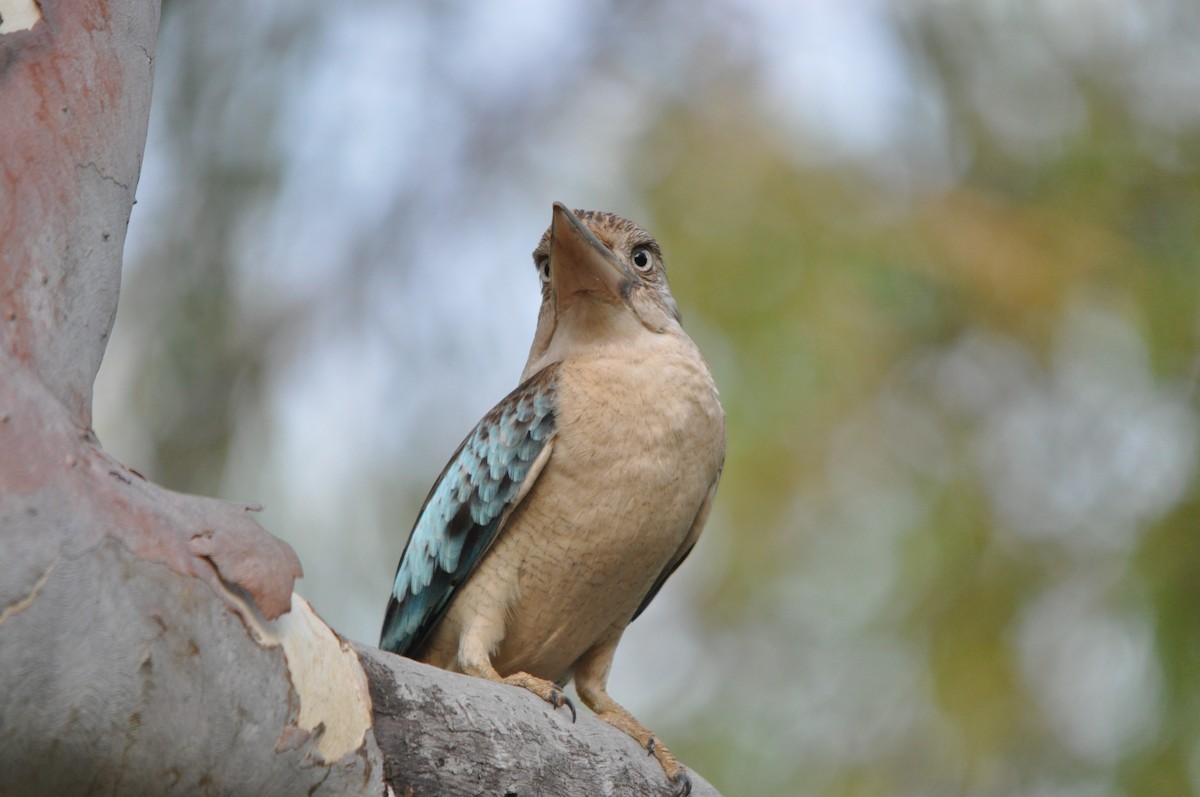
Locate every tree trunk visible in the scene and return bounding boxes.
[0,2,724,795]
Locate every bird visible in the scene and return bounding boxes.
[380,203,725,795]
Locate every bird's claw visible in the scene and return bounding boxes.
[548,687,577,723]
[646,734,689,796]
[501,672,576,723]
[669,769,692,797]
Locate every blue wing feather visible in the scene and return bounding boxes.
[380,364,559,656]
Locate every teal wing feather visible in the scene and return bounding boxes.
[380,364,558,657]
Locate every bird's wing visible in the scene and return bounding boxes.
[380,364,559,656]
[630,462,722,622]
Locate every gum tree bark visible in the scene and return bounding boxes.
[0,1,723,795]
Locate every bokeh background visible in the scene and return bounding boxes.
[93,1,1200,795]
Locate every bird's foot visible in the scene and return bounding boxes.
[647,736,692,797]
[596,711,690,796]
[502,671,577,722]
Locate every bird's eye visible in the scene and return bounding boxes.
[537,257,551,283]
[631,247,654,273]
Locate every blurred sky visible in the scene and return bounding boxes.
[92,2,1200,795]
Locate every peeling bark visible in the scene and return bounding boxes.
[0,537,383,796]
[0,1,726,796]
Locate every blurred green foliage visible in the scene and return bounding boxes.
[97,2,1200,795]
[634,8,1200,795]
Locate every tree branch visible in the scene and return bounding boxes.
[361,645,723,797]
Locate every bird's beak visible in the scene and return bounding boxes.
[549,202,627,312]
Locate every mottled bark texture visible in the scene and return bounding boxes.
[0,1,376,793]
[0,2,723,795]
[360,646,723,797]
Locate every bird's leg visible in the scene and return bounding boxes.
[574,634,691,797]
[458,619,575,721]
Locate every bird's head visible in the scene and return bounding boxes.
[522,203,682,379]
